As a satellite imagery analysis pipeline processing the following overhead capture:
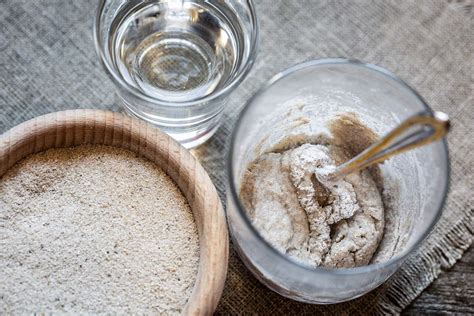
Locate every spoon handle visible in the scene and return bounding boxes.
[326,111,450,182]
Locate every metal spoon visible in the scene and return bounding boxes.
[314,110,450,205]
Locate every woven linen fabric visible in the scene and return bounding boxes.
[1,0,472,314]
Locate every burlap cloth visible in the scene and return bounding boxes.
[1,0,472,314]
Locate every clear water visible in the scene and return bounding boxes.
[110,1,241,102]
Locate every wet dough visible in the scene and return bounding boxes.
[240,143,384,268]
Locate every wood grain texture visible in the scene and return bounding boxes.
[0,109,229,316]
[403,246,474,315]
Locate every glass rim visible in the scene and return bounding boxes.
[93,0,260,108]
[227,58,450,276]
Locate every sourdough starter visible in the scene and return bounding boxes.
[240,113,387,268]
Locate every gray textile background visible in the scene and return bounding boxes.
[1,0,472,314]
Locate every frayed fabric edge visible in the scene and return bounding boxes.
[374,209,473,315]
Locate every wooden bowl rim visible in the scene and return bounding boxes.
[0,109,228,315]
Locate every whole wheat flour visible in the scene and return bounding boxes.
[240,113,386,268]
[0,145,199,314]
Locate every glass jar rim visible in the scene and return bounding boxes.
[93,0,260,108]
[227,58,450,276]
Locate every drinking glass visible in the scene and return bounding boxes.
[226,59,450,303]
[94,0,259,148]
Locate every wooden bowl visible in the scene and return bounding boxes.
[0,109,228,315]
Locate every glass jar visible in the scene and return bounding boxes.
[226,59,449,303]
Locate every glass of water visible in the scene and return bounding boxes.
[94,0,259,148]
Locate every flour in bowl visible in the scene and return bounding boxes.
[0,145,199,314]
